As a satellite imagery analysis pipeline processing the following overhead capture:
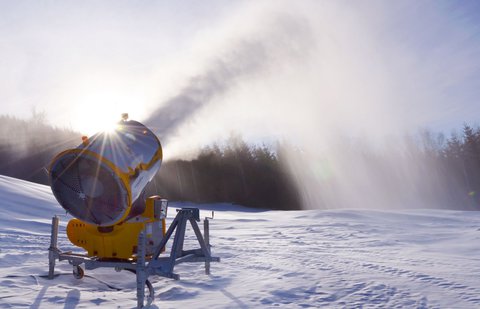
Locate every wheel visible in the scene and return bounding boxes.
[73,265,84,279]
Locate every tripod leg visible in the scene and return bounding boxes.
[48,216,59,279]
[136,231,147,308]
[204,219,211,275]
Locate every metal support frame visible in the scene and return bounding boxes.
[47,208,220,308]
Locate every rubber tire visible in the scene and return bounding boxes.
[73,265,84,279]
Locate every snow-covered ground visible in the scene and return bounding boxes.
[1,175,480,308]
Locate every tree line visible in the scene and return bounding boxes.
[0,115,299,210]
[146,136,301,210]
[439,124,480,209]
[0,113,79,184]
[1,113,480,210]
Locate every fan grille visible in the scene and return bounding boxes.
[50,152,128,226]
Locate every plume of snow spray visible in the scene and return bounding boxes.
[145,13,313,140]
[144,1,480,210]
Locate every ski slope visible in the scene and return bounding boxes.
[1,175,480,308]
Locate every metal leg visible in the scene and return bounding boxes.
[174,213,187,257]
[204,219,211,275]
[153,209,219,277]
[136,231,147,308]
[167,212,187,273]
[189,218,210,258]
[48,216,59,279]
[153,214,180,259]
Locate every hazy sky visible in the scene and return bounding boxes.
[0,0,240,132]
[1,1,480,146]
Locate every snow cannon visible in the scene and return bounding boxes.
[47,113,219,308]
[49,114,167,259]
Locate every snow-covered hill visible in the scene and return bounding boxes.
[1,175,480,308]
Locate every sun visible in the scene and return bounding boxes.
[65,74,149,136]
[70,94,132,136]
[71,105,122,136]
[97,120,119,134]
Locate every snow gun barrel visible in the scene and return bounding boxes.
[48,115,163,226]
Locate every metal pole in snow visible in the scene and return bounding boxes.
[48,216,59,279]
[204,218,211,275]
[136,231,147,308]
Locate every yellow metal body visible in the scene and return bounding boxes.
[49,119,163,227]
[51,145,162,226]
[66,196,166,260]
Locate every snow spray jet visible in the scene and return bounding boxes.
[145,1,480,210]
[144,13,313,142]
[140,2,420,210]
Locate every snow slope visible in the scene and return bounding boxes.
[1,175,480,308]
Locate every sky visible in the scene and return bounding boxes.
[0,1,239,132]
[1,1,480,148]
